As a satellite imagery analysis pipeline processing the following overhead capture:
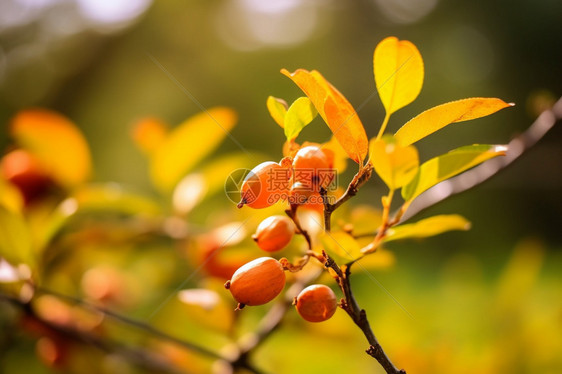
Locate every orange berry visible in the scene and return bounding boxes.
[226,257,285,308]
[252,215,295,252]
[293,146,334,192]
[238,161,290,209]
[295,284,338,322]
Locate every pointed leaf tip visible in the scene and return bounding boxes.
[267,96,288,128]
[395,97,514,146]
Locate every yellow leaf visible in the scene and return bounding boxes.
[284,97,317,140]
[281,69,368,164]
[0,178,23,213]
[321,231,362,262]
[370,135,419,190]
[266,96,288,128]
[395,98,514,146]
[149,107,237,192]
[374,37,424,116]
[350,205,382,235]
[131,117,169,155]
[10,109,92,188]
[384,214,471,242]
[356,248,396,269]
[0,206,34,270]
[402,144,507,202]
[172,152,255,214]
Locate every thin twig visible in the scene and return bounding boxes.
[285,206,313,249]
[0,294,188,374]
[322,254,405,373]
[322,163,373,231]
[32,286,226,361]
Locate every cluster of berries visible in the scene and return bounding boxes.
[237,144,335,211]
[225,144,339,322]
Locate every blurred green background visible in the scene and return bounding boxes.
[0,0,561,373]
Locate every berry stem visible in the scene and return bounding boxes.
[285,206,313,250]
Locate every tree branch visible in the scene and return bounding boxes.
[323,255,405,373]
[0,293,189,374]
[31,285,226,361]
[322,163,373,231]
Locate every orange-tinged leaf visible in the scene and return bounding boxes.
[131,117,169,155]
[374,37,424,116]
[266,96,288,128]
[395,98,514,146]
[150,107,237,192]
[10,109,92,188]
[281,69,368,164]
[370,136,419,190]
[402,144,507,202]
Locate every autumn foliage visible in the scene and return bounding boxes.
[2,36,541,374]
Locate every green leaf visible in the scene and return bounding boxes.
[150,107,238,192]
[402,144,507,202]
[284,97,317,140]
[395,98,514,146]
[370,135,419,190]
[0,206,34,269]
[321,231,362,262]
[384,214,471,242]
[266,96,288,128]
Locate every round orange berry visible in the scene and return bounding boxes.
[292,146,334,192]
[252,215,295,252]
[295,284,338,322]
[226,257,286,307]
[238,161,290,209]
